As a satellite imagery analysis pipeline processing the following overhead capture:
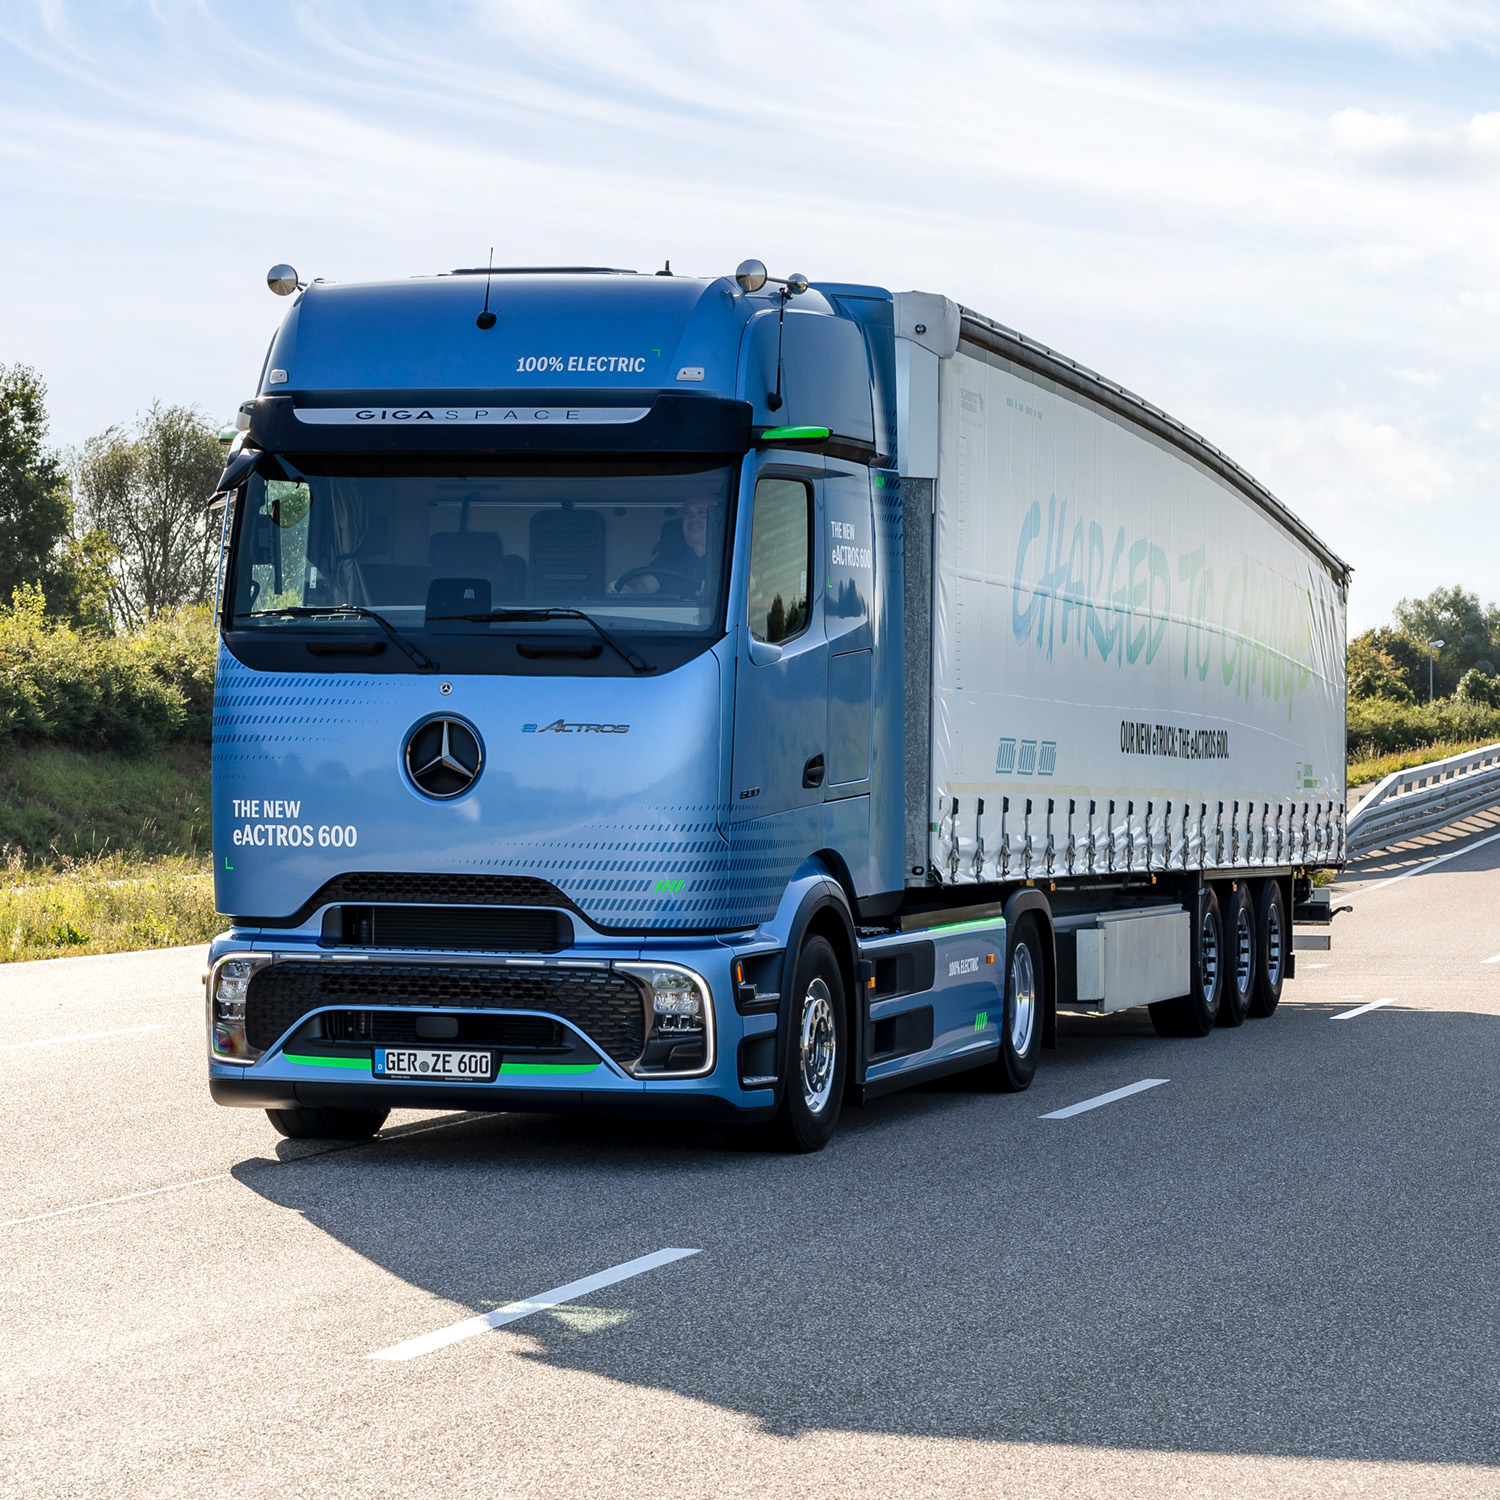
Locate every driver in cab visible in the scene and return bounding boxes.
[614,493,718,596]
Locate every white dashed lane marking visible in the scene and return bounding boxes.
[369,1248,702,1361]
[1331,998,1398,1021]
[1041,1078,1168,1120]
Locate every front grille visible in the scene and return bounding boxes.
[250,872,581,928]
[247,961,646,1064]
[326,904,572,953]
[324,1010,564,1047]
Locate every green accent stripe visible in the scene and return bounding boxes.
[284,1052,372,1071]
[922,915,1008,939]
[499,1062,600,1076]
[759,425,830,441]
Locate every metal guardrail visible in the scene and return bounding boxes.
[1345,743,1500,858]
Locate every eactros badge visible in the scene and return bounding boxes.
[406,716,483,799]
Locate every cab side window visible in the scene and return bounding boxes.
[747,478,811,644]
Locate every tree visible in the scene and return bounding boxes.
[0,364,118,630]
[1392,585,1500,698]
[1349,627,1425,699]
[1347,631,1416,702]
[72,403,225,628]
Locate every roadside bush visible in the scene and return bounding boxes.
[0,586,216,751]
[1347,694,1500,756]
[1455,667,1500,709]
[130,604,217,741]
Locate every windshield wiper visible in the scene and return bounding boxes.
[428,607,655,674]
[245,604,439,672]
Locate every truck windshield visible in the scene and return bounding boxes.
[227,459,733,636]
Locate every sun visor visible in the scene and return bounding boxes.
[246,391,753,456]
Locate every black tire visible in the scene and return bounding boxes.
[987,912,1043,1091]
[1150,885,1224,1037]
[770,936,847,1153]
[266,1105,390,1140]
[1216,882,1255,1028]
[1249,880,1287,1018]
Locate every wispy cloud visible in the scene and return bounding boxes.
[0,0,1498,625]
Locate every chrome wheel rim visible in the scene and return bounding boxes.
[1200,908,1220,998]
[799,979,836,1113]
[1266,904,1282,985]
[1236,907,1253,995]
[1009,943,1036,1054]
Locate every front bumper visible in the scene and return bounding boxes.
[208,1072,775,1122]
[205,931,781,1120]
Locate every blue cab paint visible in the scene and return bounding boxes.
[204,266,1011,1137]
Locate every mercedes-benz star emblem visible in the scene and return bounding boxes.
[405,716,483,799]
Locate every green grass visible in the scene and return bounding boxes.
[0,851,227,962]
[0,743,226,962]
[0,742,210,868]
[1347,738,1497,788]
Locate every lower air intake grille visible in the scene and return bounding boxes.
[247,962,646,1064]
[324,1010,564,1048]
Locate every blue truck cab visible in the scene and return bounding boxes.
[205,263,1035,1151]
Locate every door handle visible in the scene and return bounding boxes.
[803,754,825,789]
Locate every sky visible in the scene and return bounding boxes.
[3,0,1500,633]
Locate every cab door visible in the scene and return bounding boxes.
[730,475,826,820]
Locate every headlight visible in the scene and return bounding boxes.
[206,954,271,1064]
[617,963,715,1077]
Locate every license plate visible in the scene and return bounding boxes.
[372,1047,494,1081]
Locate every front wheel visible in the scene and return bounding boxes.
[770,936,847,1153]
[266,1106,389,1140]
[983,913,1043,1091]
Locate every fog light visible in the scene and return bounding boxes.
[207,955,268,1064]
[617,962,716,1078]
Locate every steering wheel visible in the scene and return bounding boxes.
[613,566,700,596]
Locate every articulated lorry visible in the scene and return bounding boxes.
[205,260,1348,1151]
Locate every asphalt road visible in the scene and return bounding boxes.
[4,831,1500,1499]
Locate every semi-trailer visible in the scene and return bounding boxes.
[205,260,1348,1151]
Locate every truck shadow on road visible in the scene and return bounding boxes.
[234,999,1500,1466]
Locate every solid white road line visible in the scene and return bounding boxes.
[0,1024,171,1053]
[0,1172,232,1228]
[1332,998,1398,1021]
[1484,954,1500,965]
[1041,1078,1168,1120]
[0,1114,479,1230]
[1343,827,1500,901]
[369,1247,702,1362]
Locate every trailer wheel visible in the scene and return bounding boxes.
[770,936,847,1153]
[988,912,1043,1091]
[1150,886,1224,1037]
[1216,883,1255,1028]
[1249,881,1286,1018]
[266,1106,389,1140]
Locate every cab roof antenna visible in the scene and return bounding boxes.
[475,248,497,330]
